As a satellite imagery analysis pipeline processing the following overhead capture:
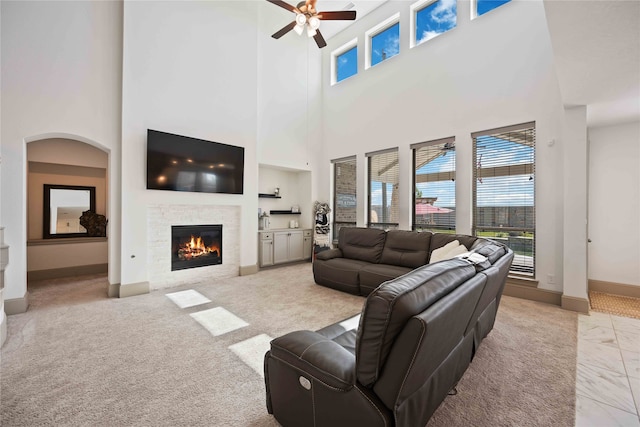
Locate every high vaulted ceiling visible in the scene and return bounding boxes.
[543,0,639,127]
[293,0,639,127]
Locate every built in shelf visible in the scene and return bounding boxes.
[259,193,281,199]
[270,210,301,215]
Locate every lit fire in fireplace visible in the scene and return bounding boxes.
[177,235,220,260]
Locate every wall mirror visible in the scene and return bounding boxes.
[43,184,96,239]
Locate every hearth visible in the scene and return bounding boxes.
[171,225,222,271]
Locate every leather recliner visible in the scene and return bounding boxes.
[264,241,514,427]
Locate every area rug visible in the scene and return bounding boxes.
[589,290,640,320]
[1,264,577,426]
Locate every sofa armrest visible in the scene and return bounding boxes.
[315,248,343,261]
[269,330,356,389]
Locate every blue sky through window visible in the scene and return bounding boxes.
[477,0,511,17]
[475,136,534,207]
[371,22,400,66]
[416,0,457,44]
[416,151,456,206]
[336,46,357,83]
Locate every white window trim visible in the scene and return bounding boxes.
[471,0,511,20]
[365,13,400,70]
[331,38,358,86]
[410,0,438,49]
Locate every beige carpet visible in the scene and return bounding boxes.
[1,264,578,426]
[589,291,640,320]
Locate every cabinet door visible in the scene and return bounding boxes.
[273,232,290,264]
[288,231,304,261]
[260,239,273,267]
[303,236,312,259]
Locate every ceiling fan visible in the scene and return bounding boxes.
[267,0,357,49]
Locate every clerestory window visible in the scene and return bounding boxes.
[411,0,457,48]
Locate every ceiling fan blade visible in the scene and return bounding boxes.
[272,21,297,39]
[266,0,299,13]
[313,30,327,48]
[318,10,356,20]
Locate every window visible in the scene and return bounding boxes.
[411,0,457,48]
[472,122,535,276]
[331,38,358,85]
[412,137,456,232]
[365,14,400,69]
[332,156,357,240]
[367,148,399,230]
[474,0,511,18]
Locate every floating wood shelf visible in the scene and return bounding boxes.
[259,193,281,199]
[270,210,301,215]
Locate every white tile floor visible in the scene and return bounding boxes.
[576,311,640,426]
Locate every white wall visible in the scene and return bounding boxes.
[588,120,640,286]
[257,3,318,170]
[318,0,565,290]
[0,1,122,300]
[120,1,260,286]
[258,166,313,230]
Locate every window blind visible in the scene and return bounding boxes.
[472,122,535,276]
[332,156,357,240]
[367,149,399,230]
[412,137,456,232]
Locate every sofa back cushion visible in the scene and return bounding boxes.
[355,259,477,387]
[470,240,507,264]
[380,230,432,268]
[339,227,387,264]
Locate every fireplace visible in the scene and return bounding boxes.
[171,225,222,271]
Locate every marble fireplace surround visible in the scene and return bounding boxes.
[148,205,240,289]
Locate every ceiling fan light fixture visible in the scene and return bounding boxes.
[295,13,307,26]
[294,24,305,35]
[306,25,317,37]
[308,16,320,30]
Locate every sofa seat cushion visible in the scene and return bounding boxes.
[380,230,431,268]
[359,264,413,295]
[312,258,371,294]
[317,314,361,355]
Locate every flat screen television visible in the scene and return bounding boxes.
[146,129,244,194]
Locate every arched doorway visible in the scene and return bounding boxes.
[25,136,110,293]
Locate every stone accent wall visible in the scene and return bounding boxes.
[147,205,240,289]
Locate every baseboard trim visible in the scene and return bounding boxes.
[5,292,30,315]
[1,311,7,347]
[561,295,590,314]
[27,263,108,282]
[239,264,259,276]
[589,279,640,299]
[118,282,149,298]
[108,283,120,298]
[503,282,562,306]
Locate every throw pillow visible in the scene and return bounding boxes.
[429,240,460,264]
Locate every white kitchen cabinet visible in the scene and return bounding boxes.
[303,229,312,260]
[259,229,311,267]
[259,232,274,267]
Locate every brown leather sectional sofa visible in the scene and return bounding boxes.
[313,227,485,295]
[264,227,514,427]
